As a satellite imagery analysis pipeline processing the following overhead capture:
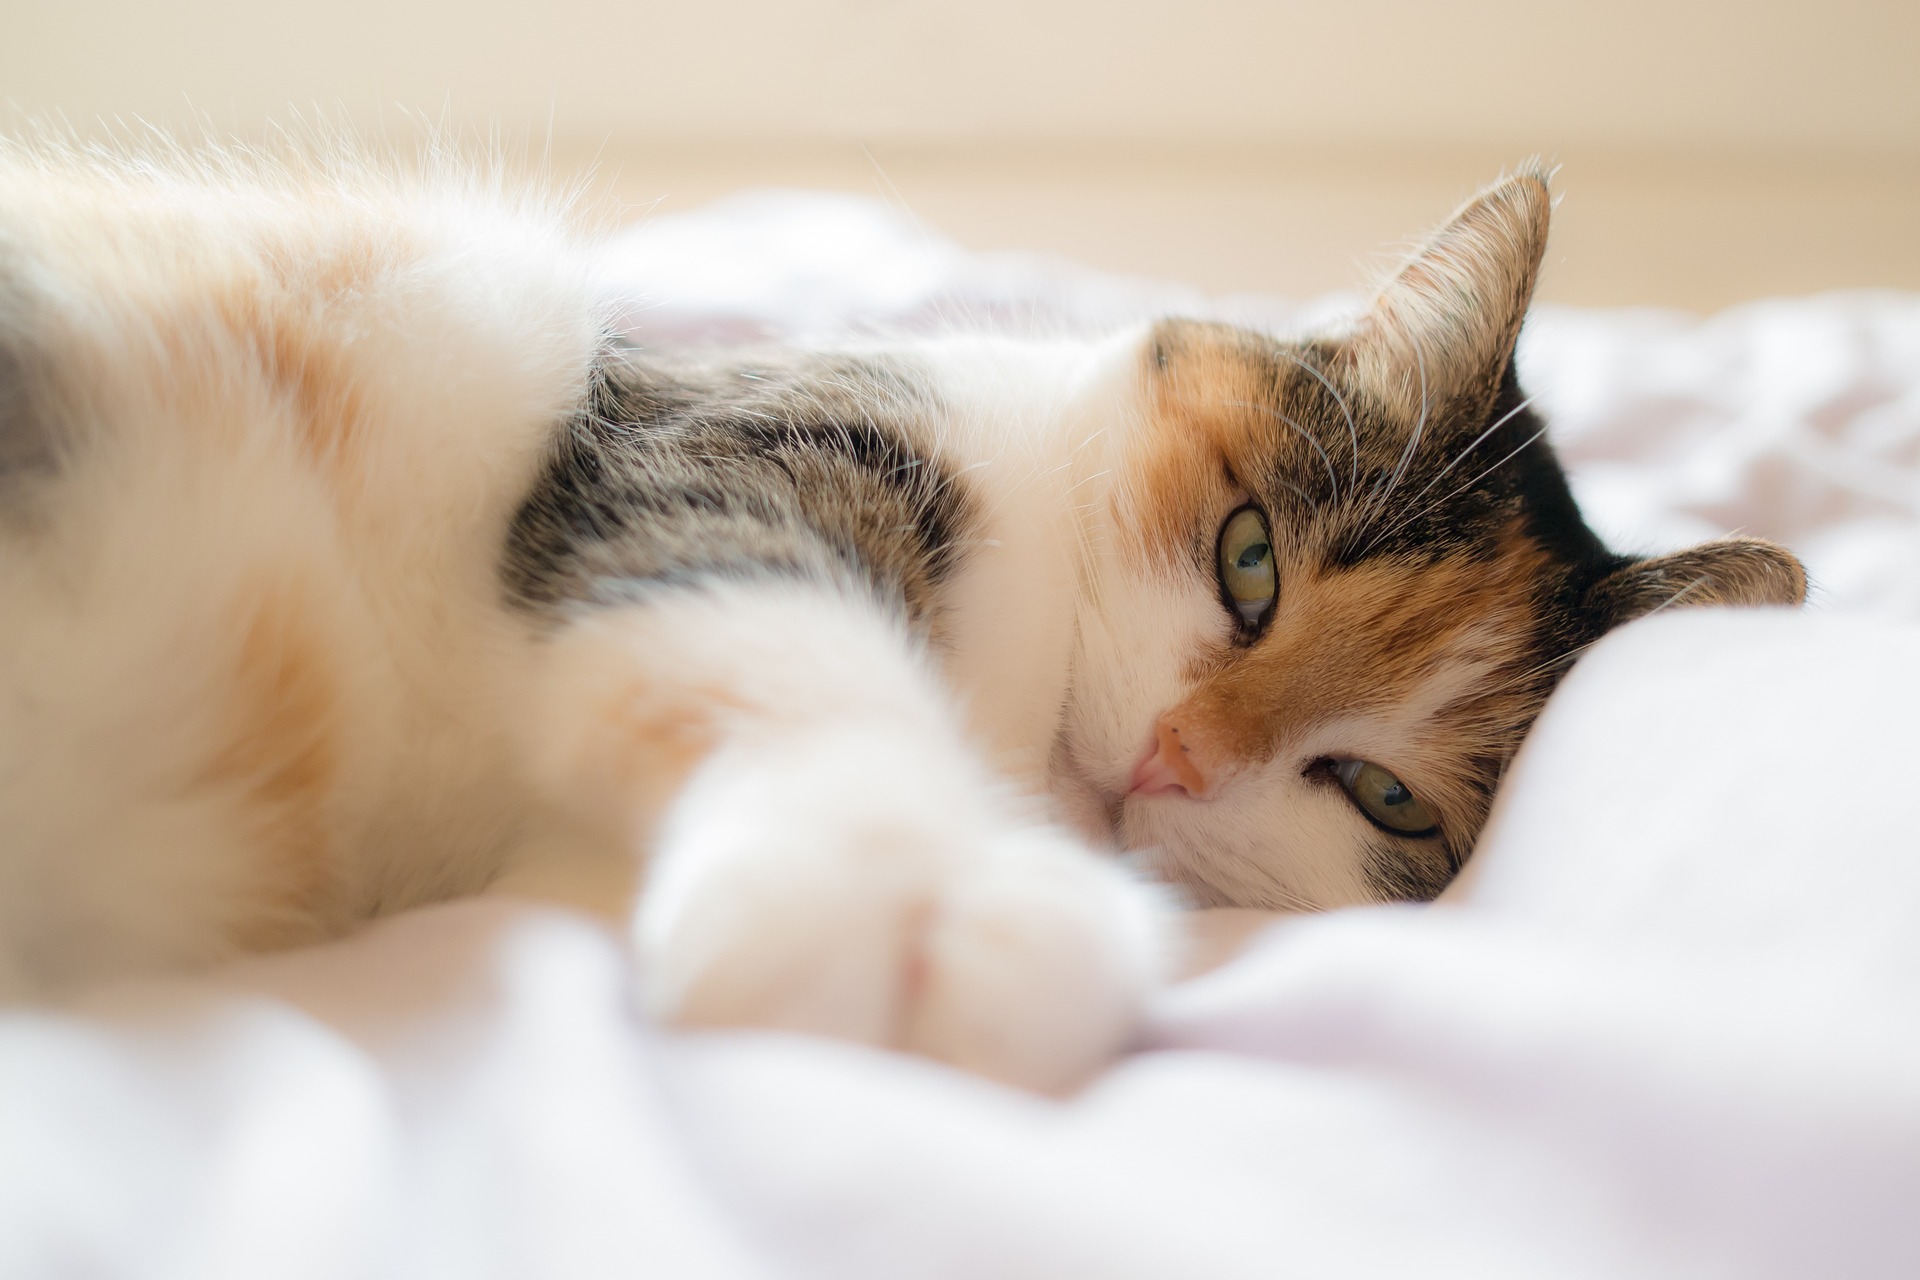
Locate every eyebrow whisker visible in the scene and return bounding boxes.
[1219,397,1340,509]
[1275,349,1361,497]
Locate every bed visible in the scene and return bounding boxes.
[6,191,1918,1277]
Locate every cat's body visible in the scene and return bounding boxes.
[0,141,1804,1088]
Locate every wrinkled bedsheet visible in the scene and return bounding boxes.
[5,193,1919,1278]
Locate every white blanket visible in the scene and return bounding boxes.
[6,194,1919,1278]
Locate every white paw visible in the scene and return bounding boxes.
[633,730,1170,1093]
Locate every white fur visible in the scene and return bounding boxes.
[498,580,1169,1091]
[0,156,605,990]
[0,150,1430,1085]
[907,335,1436,913]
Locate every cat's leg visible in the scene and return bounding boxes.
[505,580,1170,1092]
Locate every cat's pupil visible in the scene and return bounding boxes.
[1382,782,1411,807]
[1236,544,1269,570]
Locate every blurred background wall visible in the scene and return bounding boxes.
[9,0,1918,308]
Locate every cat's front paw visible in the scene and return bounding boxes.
[633,734,1169,1093]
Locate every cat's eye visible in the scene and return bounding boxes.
[1332,759,1440,837]
[1216,505,1277,627]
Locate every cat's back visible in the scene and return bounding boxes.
[0,141,607,991]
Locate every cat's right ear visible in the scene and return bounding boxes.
[1585,536,1808,627]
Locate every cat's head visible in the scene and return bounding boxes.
[1063,166,1805,910]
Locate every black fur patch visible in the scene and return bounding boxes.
[1362,835,1458,903]
[504,349,976,630]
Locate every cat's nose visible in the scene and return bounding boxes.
[1129,718,1209,798]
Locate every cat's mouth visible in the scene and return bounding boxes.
[1050,725,1210,854]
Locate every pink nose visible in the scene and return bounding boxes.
[1128,719,1208,797]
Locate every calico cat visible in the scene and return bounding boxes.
[0,141,1803,1089]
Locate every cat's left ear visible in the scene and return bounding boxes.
[1585,536,1808,626]
[1343,164,1552,418]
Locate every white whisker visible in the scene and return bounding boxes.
[1219,398,1339,509]
[1276,349,1361,495]
[1364,395,1538,551]
[1367,321,1429,526]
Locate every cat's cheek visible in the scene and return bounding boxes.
[1123,775,1376,913]
[1065,564,1231,802]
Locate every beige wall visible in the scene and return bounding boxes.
[9,0,1919,307]
[10,0,1918,152]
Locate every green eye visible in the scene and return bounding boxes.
[1216,506,1276,626]
[1332,759,1439,837]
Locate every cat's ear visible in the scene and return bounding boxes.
[1342,164,1552,417]
[1586,537,1808,627]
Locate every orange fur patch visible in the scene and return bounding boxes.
[1121,320,1559,847]
[223,249,388,481]
[602,682,733,832]
[549,659,749,846]
[1115,324,1267,563]
[1158,528,1549,850]
[198,577,339,948]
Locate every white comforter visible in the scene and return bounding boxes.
[6,194,1919,1278]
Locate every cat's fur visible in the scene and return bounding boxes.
[0,139,1804,1089]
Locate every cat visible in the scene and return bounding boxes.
[0,138,1804,1090]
